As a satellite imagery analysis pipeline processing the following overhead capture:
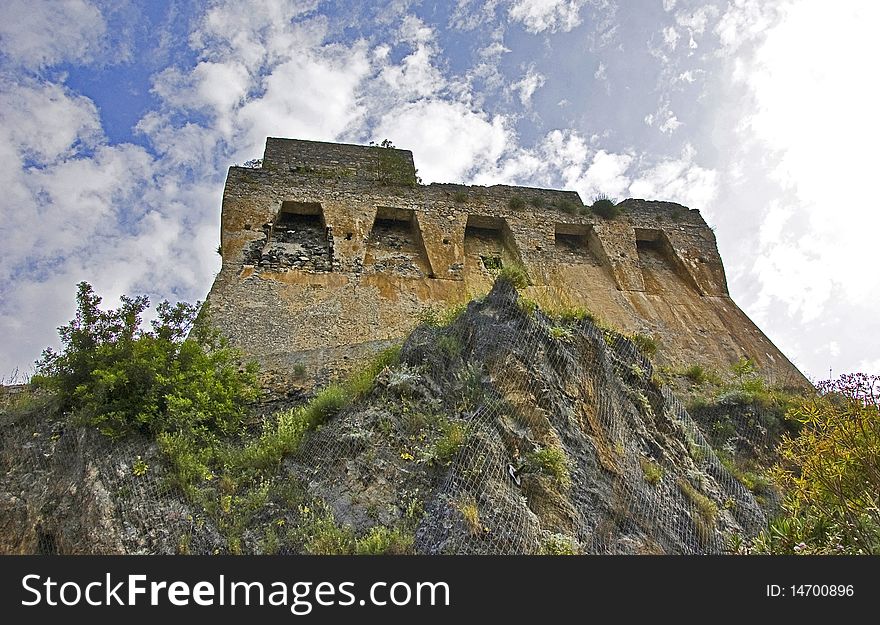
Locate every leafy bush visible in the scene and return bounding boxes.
[346,345,401,398]
[497,264,529,289]
[508,195,526,211]
[453,190,468,203]
[556,198,580,215]
[639,457,663,485]
[431,420,465,465]
[529,196,545,208]
[355,526,414,555]
[455,495,482,535]
[527,445,571,487]
[418,302,468,328]
[548,326,573,342]
[683,364,707,385]
[541,533,578,555]
[759,374,880,554]
[481,255,503,272]
[32,282,259,439]
[556,306,596,324]
[630,333,658,357]
[591,193,620,219]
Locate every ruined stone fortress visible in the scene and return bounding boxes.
[208,138,806,391]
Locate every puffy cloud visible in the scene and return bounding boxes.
[0,0,106,68]
[715,0,781,54]
[508,0,589,34]
[0,79,103,164]
[378,17,446,99]
[628,145,718,213]
[235,43,371,156]
[730,1,880,325]
[574,150,632,200]
[374,100,510,183]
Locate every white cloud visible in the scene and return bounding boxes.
[715,0,781,53]
[511,66,546,106]
[450,0,503,30]
[675,5,718,36]
[629,144,718,213]
[374,100,510,183]
[379,17,446,99]
[574,150,633,200]
[594,62,607,80]
[236,43,371,154]
[0,79,103,164]
[0,0,107,68]
[659,113,681,134]
[662,26,679,50]
[508,0,589,34]
[732,0,880,322]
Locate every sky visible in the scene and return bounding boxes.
[1,0,878,383]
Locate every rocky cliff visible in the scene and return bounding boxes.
[1,279,788,555]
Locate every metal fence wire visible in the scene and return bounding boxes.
[2,279,782,554]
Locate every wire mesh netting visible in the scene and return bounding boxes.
[1,278,790,555]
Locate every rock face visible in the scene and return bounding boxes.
[1,281,770,554]
[0,404,223,555]
[208,137,808,394]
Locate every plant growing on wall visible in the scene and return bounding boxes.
[372,139,419,186]
[591,193,620,219]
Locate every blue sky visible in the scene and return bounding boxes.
[1,0,878,382]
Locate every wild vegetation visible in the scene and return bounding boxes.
[9,279,879,556]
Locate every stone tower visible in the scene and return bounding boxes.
[207,137,807,391]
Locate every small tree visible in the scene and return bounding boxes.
[33,282,259,439]
[757,374,880,554]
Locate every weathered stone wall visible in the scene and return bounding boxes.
[208,138,807,392]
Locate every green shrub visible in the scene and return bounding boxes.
[760,374,880,554]
[529,196,545,208]
[32,282,259,439]
[639,457,663,485]
[293,363,307,379]
[731,356,757,380]
[454,495,482,535]
[549,326,572,342]
[678,477,718,542]
[453,190,468,203]
[683,364,707,385]
[345,345,401,398]
[556,306,596,324]
[630,333,658,357]
[556,198,581,215]
[418,302,468,328]
[527,446,571,487]
[508,195,526,211]
[431,420,465,465]
[299,504,356,555]
[541,533,578,555]
[355,526,414,555]
[591,194,620,219]
[517,298,538,316]
[481,255,503,272]
[301,385,349,426]
[497,264,529,289]
[437,334,464,358]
